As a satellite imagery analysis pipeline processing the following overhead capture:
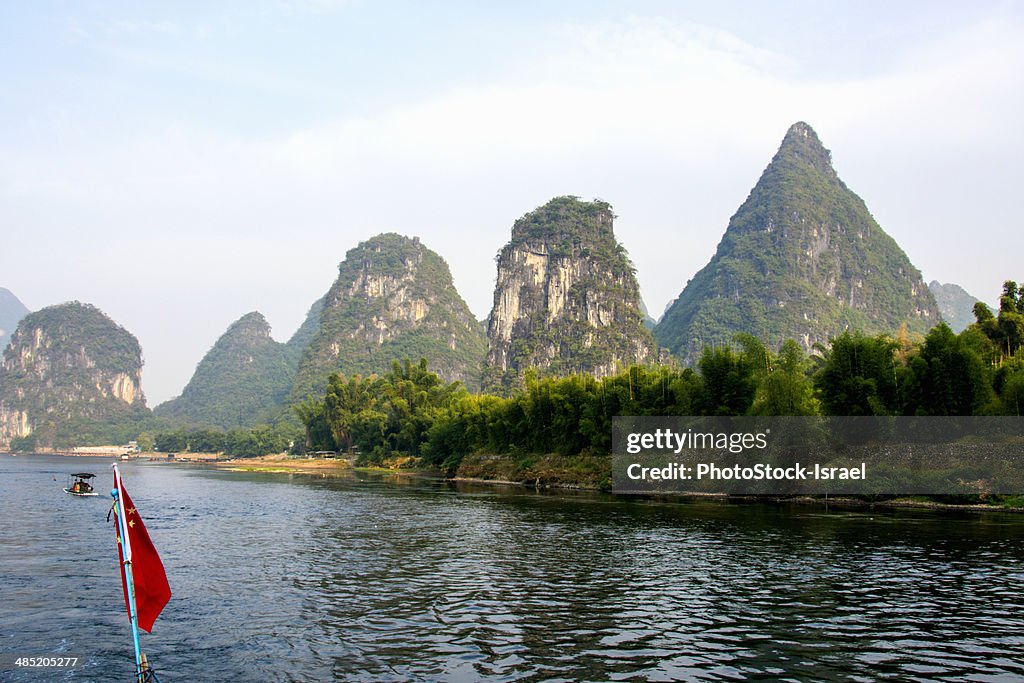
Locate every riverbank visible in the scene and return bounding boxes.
[213,454,354,473]
[189,452,1024,514]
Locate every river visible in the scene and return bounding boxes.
[3,454,1024,681]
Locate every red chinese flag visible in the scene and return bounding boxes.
[114,474,171,633]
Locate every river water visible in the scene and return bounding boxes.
[3,454,1024,682]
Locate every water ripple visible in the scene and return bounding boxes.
[4,457,1024,681]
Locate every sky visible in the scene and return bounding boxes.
[2,1,1022,405]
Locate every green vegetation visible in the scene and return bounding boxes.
[292,280,1024,498]
[155,312,295,428]
[153,421,302,458]
[655,122,940,365]
[7,301,143,374]
[290,233,486,402]
[0,302,151,448]
[505,195,625,262]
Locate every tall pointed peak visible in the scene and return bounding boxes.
[770,120,836,180]
[784,120,819,141]
[654,122,939,363]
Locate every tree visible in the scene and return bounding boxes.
[906,323,992,415]
[136,431,155,452]
[154,429,188,452]
[973,280,1024,359]
[1000,368,1024,416]
[696,347,756,415]
[751,340,820,415]
[294,397,337,452]
[814,332,903,416]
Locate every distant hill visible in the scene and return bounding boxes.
[286,295,325,364]
[928,281,987,333]
[484,196,656,391]
[155,312,295,428]
[289,233,486,401]
[655,122,939,361]
[0,288,29,353]
[0,302,148,448]
[639,298,657,330]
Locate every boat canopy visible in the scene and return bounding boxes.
[71,472,96,479]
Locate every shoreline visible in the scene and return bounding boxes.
[9,451,1023,515]
[191,454,1024,515]
[212,454,356,473]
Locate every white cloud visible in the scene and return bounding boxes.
[100,19,179,35]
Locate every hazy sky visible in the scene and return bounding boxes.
[2,1,1022,404]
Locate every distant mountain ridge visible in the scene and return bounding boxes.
[929,281,986,333]
[655,122,939,361]
[0,288,29,353]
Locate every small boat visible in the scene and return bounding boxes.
[64,472,99,497]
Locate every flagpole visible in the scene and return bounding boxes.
[112,463,146,683]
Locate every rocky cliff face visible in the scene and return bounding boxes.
[155,311,294,428]
[0,287,30,353]
[655,122,939,362]
[290,233,486,400]
[0,302,147,447]
[484,196,656,390]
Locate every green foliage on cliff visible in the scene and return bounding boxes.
[290,233,486,402]
[0,302,151,447]
[155,312,295,429]
[286,295,325,362]
[507,196,626,262]
[655,122,940,365]
[486,196,656,391]
[13,301,143,374]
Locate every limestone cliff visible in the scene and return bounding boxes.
[289,233,486,400]
[155,311,294,428]
[655,122,940,362]
[0,301,147,448]
[484,196,656,390]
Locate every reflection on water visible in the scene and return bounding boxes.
[3,454,1024,681]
